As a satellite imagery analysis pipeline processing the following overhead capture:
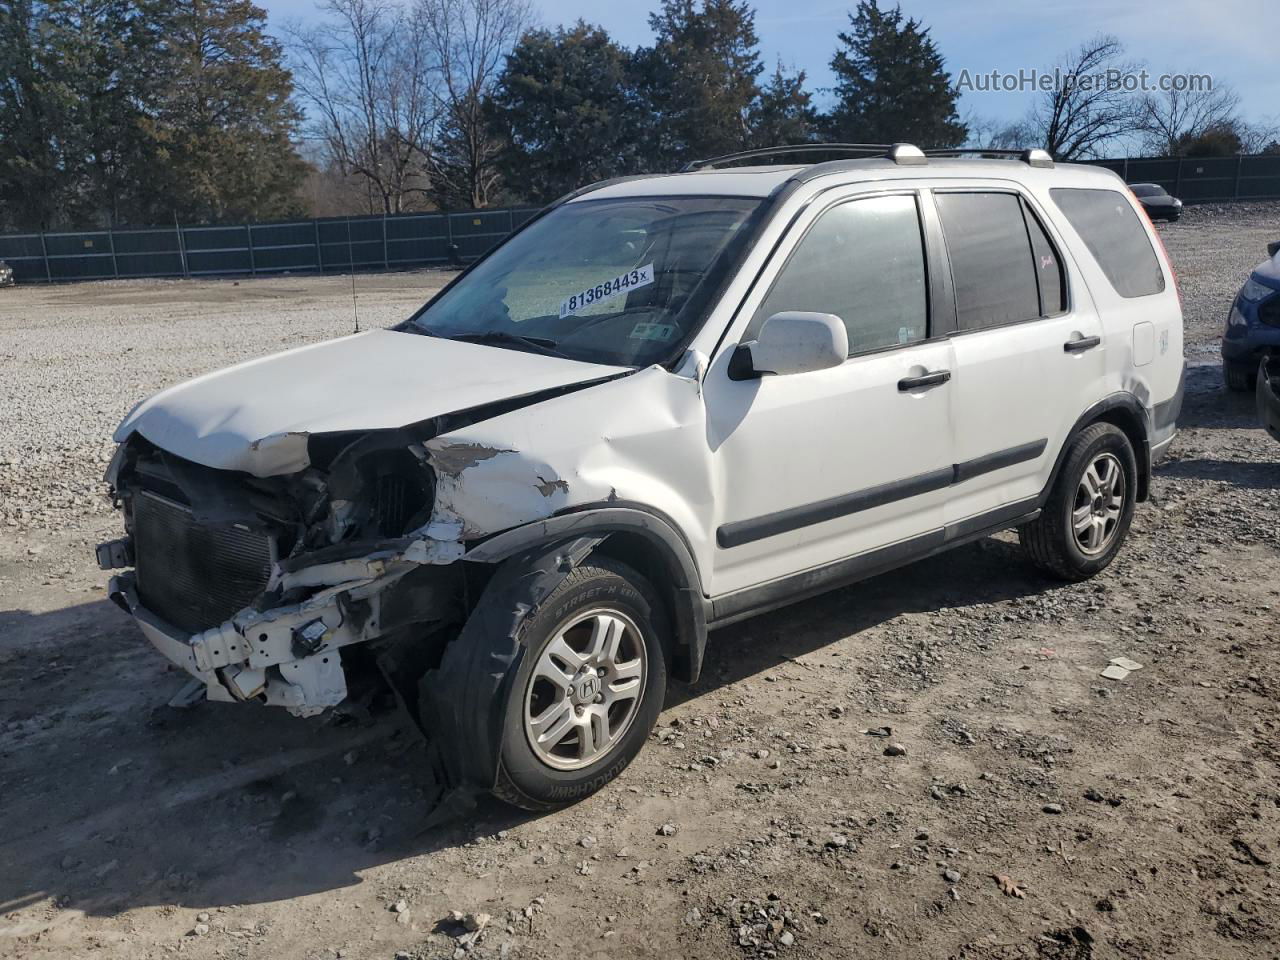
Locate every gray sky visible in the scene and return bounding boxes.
[260,0,1278,131]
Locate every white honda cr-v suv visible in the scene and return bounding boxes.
[100,144,1185,809]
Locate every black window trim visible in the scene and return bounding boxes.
[739,187,939,360]
[926,185,1074,340]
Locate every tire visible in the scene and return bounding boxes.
[1019,423,1137,581]
[491,557,669,811]
[1224,360,1256,392]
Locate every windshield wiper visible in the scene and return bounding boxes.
[442,330,565,357]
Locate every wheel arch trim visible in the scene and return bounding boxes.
[465,505,710,683]
[1044,392,1152,505]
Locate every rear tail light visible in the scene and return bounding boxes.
[1130,188,1180,305]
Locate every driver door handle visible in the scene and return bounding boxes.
[898,369,952,391]
[1064,335,1101,353]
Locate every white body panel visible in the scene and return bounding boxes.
[110,155,1186,616]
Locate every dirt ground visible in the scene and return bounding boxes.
[3,208,1280,960]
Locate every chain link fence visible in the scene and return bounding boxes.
[0,206,541,284]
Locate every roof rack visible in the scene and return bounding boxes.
[682,143,1054,172]
[683,143,904,172]
[923,147,1055,168]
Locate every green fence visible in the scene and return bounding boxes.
[0,206,541,284]
[4,153,1279,284]
[1089,153,1280,203]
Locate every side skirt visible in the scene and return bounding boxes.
[708,497,1040,629]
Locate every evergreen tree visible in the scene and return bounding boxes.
[39,0,159,226]
[748,61,816,148]
[634,0,763,170]
[487,22,643,202]
[825,1,966,148]
[0,0,62,228]
[149,0,306,222]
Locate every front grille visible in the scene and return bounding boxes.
[1259,296,1280,328]
[133,490,274,634]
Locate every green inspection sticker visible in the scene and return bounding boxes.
[629,321,677,342]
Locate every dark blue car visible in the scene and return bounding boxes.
[1222,240,1280,391]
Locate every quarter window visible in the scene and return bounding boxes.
[753,194,928,355]
[935,192,1045,331]
[1049,187,1165,298]
[1025,206,1066,316]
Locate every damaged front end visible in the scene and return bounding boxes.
[99,425,474,717]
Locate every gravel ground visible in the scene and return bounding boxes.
[2,204,1279,960]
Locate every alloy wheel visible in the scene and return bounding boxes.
[522,608,648,771]
[1072,452,1125,556]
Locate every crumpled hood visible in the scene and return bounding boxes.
[114,329,629,477]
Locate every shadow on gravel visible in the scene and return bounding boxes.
[680,536,1047,706]
[0,534,1051,928]
[1157,457,1280,489]
[1174,361,1262,431]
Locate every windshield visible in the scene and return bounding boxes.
[1131,184,1167,198]
[408,195,762,366]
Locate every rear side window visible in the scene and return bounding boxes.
[753,193,928,354]
[1049,188,1165,298]
[935,192,1042,331]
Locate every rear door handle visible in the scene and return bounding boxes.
[898,369,952,391]
[1064,335,1101,353]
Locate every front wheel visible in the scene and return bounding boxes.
[1020,423,1137,581]
[493,558,669,811]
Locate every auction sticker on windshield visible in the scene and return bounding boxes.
[559,263,654,318]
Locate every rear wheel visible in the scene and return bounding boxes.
[1020,423,1137,581]
[1224,360,1256,392]
[493,558,669,811]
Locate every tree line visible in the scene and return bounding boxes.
[0,0,306,230]
[1,0,1276,231]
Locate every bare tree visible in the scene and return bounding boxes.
[288,0,439,215]
[1239,117,1280,155]
[1136,84,1241,156]
[1025,35,1140,160]
[963,113,1032,151]
[414,0,531,209]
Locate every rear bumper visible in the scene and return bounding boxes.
[1222,325,1280,364]
[1150,361,1185,456]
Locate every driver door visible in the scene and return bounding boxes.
[704,189,957,598]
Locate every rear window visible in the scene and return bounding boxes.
[1049,188,1166,298]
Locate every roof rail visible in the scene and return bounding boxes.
[681,142,1056,174]
[683,143,906,172]
[923,147,1055,168]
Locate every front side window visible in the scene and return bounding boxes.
[409,195,761,366]
[752,194,929,355]
[935,191,1043,331]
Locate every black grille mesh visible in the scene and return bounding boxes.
[1259,296,1280,328]
[133,491,274,634]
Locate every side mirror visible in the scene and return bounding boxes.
[730,312,848,380]
[1268,240,1280,259]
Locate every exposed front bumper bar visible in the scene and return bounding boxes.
[108,562,401,716]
